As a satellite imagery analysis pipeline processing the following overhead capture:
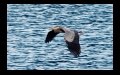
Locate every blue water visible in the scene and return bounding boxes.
[7,4,113,70]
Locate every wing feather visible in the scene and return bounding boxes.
[45,30,59,43]
[65,30,80,57]
[66,41,80,57]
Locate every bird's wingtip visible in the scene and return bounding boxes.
[45,41,48,43]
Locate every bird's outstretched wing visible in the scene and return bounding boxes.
[65,30,80,57]
[45,30,59,43]
[65,41,80,57]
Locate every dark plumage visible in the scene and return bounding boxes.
[66,41,80,57]
[65,31,80,57]
[45,30,59,43]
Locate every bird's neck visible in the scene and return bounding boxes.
[61,27,71,33]
[60,28,65,33]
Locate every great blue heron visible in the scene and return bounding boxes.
[45,26,82,57]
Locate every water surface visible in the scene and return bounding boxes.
[7,4,113,70]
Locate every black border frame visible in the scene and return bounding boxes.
[0,0,119,74]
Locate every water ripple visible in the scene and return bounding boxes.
[7,4,113,70]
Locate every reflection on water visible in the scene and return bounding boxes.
[7,4,113,70]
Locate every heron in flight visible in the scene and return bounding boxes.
[45,26,82,57]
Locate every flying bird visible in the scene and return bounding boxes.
[45,26,82,57]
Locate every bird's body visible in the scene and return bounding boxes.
[63,28,75,42]
[45,26,82,57]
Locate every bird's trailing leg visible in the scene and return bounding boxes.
[78,31,83,35]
